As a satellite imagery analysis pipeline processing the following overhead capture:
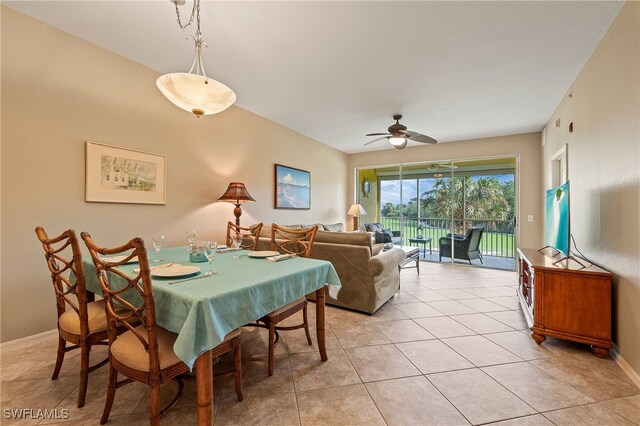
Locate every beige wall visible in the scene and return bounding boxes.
[0,8,348,342]
[542,2,639,373]
[349,133,543,252]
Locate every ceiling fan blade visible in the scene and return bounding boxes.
[405,131,438,144]
[365,132,391,137]
[363,137,389,146]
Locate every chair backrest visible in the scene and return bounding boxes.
[35,226,89,336]
[467,227,484,251]
[271,224,318,258]
[81,232,161,374]
[226,222,263,250]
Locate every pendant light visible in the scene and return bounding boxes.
[156,0,236,117]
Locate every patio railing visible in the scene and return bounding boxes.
[379,217,515,258]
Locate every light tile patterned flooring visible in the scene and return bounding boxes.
[2,261,639,425]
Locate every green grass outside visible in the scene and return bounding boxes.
[380,218,515,257]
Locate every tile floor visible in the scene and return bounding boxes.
[1,262,639,425]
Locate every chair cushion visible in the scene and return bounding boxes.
[373,230,393,244]
[58,299,112,335]
[266,298,306,318]
[111,326,240,372]
[110,325,181,372]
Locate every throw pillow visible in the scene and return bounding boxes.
[374,231,391,244]
[323,223,344,232]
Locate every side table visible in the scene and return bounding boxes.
[392,245,420,273]
[408,237,432,257]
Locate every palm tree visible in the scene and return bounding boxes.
[421,176,511,233]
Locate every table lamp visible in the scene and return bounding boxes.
[217,182,256,226]
[347,203,366,231]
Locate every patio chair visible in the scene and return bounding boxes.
[364,223,402,245]
[439,226,484,264]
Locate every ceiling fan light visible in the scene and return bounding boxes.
[156,73,236,116]
[389,136,407,147]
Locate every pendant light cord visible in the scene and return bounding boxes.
[174,0,199,30]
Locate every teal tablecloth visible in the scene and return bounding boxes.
[83,246,341,369]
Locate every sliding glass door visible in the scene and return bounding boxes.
[356,156,516,270]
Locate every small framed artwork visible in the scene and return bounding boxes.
[274,164,310,209]
[85,141,167,204]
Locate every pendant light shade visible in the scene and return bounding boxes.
[156,73,236,116]
[157,0,235,117]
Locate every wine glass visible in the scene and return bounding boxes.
[186,229,196,245]
[151,235,165,263]
[204,241,217,275]
[232,233,243,259]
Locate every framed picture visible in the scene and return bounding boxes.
[274,164,310,209]
[85,141,167,204]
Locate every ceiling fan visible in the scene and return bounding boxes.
[365,114,437,150]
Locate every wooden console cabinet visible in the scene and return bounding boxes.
[517,248,613,357]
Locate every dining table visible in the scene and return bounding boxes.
[82,245,341,425]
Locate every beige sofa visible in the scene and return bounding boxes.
[256,224,406,314]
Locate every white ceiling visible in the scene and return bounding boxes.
[5,1,624,154]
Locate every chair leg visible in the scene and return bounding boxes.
[302,303,312,346]
[150,384,161,426]
[100,364,118,425]
[234,342,243,401]
[51,336,66,380]
[268,320,276,377]
[77,342,90,407]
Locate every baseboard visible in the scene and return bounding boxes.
[612,344,640,389]
[0,329,57,351]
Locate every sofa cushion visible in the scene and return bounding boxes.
[372,243,384,256]
[313,230,371,247]
[323,223,344,232]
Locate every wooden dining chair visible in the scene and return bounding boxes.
[81,233,243,425]
[261,224,318,376]
[225,222,263,250]
[35,226,111,408]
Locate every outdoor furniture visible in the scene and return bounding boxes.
[439,226,484,264]
[409,237,432,256]
[364,223,402,245]
[81,245,340,425]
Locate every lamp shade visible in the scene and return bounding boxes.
[218,182,255,204]
[156,73,236,116]
[347,203,366,216]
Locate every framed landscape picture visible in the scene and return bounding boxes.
[274,164,310,209]
[85,141,167,204]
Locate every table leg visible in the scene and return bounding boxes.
[196,350,213,425]
[315,287,328,362]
